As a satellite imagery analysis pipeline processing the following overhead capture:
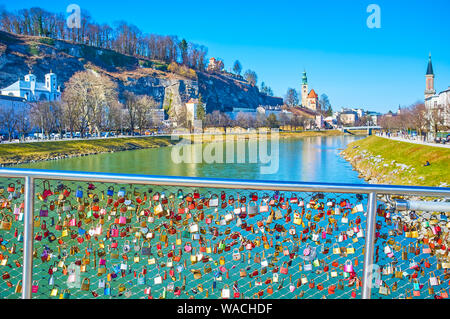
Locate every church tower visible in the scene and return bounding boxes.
[425,53,436,99]
[301,70,308,107]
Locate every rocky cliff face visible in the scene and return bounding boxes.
[0,31,283,114]
[197,72,283,112]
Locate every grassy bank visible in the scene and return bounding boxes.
[342,136,450,187]
[0,136,177,166]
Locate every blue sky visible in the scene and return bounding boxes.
[2,0,449,113]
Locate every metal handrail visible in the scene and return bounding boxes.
[0,167,449,300]
[0,168,449,196]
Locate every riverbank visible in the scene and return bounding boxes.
[0,136,178,166]
[341,136,450,187]
[1,130,350,166]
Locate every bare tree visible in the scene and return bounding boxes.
[174,104,188,129]
[16,105,32,141]
[235,112,254,129]
[429,105,447,138]
[29,101,59,138]
[0,105,18,141]
[285,88,299,106]
[136,95,158,134]
[62,70,118,137]
[408,103,429,137]
[243,70,257,86]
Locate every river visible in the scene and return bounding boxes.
[15,135,365,183]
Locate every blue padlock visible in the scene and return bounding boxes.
[107,186,114,197]
[104,284,111,295]
[76,187,83,198]
[137,274,146,285]
[117,187,126,197]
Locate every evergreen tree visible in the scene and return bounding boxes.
[266,113,279,128]
[196,94,206,121]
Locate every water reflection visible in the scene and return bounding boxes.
[15,135,365,183]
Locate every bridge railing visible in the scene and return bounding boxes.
[0,168,448,299]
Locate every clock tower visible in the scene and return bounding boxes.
[301,70,308,107]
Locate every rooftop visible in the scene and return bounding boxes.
[0,94,27,102]
[426,54,434,75]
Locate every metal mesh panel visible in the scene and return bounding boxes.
[0,178,25,299]
[370,195,449,299]
[27,179,368,299]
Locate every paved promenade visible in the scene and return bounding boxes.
[377,134,450,149]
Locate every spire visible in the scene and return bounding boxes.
[426,53,434,75]
[302,70,307,85]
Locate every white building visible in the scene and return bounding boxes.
[257,105,293,121]
[424,55,450,130]
[425,87,450,127]
[149,108,165,125]
[226,107,257,120]
[0,95,32,136]
[185,98,198,125]
[0,71,61,102]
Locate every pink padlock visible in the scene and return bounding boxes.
[303,246,311,256]
[110,225,119,237]
[344,260,353,273]
[31,281,39,293]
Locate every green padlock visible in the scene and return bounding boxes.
[62,289,70,299]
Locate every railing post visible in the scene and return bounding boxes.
[362,192,377,299]
[22,176,34,299]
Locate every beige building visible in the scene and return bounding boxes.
[207,58,224,72]
[339,111,358,126]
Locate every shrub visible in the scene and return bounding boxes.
[38,37,56,46]
[168,62,197,79]
[28,43,40,56]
